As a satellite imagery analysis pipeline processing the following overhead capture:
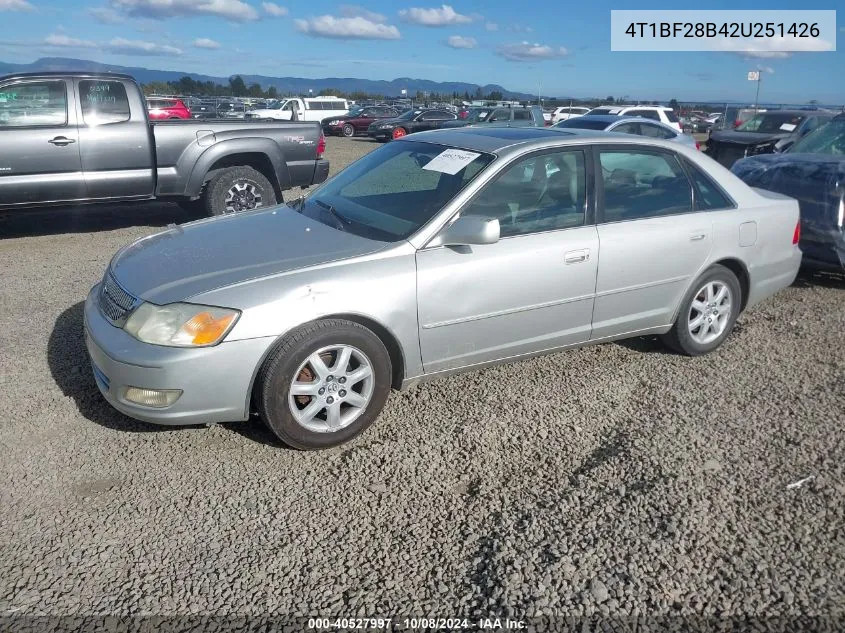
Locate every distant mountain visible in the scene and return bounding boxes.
[0,57,544,100]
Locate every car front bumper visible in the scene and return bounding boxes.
[83,285,277,426]
[367,129,392,140]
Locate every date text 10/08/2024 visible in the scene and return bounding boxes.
[307,617,527,630]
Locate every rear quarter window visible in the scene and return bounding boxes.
[80,80,130,124]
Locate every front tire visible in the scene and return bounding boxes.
[257,319,393,450]
[660,264,742,356]
[342,123,355,137]
[202,166,277,216]
[391,127,408,141]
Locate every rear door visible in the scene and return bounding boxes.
[0,77,86,206]
[74,77,154,200]
[591,145,713,339]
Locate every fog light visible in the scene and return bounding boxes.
[123,386,182,408]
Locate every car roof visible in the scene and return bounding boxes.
[402,126,677,154]
[593,105,672,112]
[1,71,135,81]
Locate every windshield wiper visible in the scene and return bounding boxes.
[314,199,352,227]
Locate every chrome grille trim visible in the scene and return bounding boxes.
[99,271,140,326]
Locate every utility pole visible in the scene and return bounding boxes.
[753,74,762,112]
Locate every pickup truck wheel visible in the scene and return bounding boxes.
[257,319,392,450]
[342,123,355,137]
[204,166,277,216]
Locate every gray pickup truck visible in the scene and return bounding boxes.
[0,72,329,216]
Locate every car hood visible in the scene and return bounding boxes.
[109,207,386,305]
[709,130,792,145]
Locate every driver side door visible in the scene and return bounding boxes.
[416,148,599,374]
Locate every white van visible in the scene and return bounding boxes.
[246,96,349,122]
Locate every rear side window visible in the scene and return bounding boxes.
[513,110,531,120]
[665,110,679,123]
[0,80,67,127]
[599,150,692,222]
[629,109,660,121]
[80,80,130,125]
[640,123,676,139]
[684,161,733,211]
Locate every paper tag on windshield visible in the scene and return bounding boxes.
[779,123,797,132]
[423,149,481,175]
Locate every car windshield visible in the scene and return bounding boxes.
[465,108,493,123]
[347,106,364,117]
[293,140,495,242]
[554,117,610,130]
[788,118,845,155]
[736,112,805,133]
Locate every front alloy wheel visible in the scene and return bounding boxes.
[257,319,392,450]
[288,345,374,433]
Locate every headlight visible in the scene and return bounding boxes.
[328,120,341,126]
[124,302,240,347]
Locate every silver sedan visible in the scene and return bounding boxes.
[85,127,802,449]
[554,114,700,149]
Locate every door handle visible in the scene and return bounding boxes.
[48,136,76,146]
[689,233,706,241]
[564,249,590,264]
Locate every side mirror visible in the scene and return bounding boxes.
[432,215,500,247]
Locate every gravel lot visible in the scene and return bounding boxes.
[1,136,843,628]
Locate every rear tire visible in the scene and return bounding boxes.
[257,319,392,450]
[202,166,277,216]
[660,264,742,356]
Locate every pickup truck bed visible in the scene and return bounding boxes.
[0,72,329,216]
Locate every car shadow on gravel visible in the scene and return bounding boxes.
[614,336,677,355]
[0,201,202,239]
[793,268,845,289]
[48,302,193,435]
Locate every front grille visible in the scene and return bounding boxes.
[99,271,139,326]
[710,143,748,168]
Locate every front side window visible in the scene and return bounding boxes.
[0,80,67,127]
[79,80,130,124]
[297,140,494,242]
[489,108,511,122]
[461,150,587,237]
[599,150,692,222]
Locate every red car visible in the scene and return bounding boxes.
[321,106,398,137]
[146,97,191,120]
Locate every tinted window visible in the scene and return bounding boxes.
[79,80,130,125]
[489,108,511,122]
[629,109,660,121]
[513,110,532,120]
[640,123,676,139]
[422,111,453,121]
[555,117,610,130]
[736,112,805,133]
[462,150,587,237]
[613,122,640,135]
[665,110,679,123]
[0,80,67,127]
[599,150,692,222]
[685,161,733,211]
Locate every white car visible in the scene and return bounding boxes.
[246,96,349,123]
[552,106,591,123]
[587,105,682,132]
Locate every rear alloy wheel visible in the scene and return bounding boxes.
[203,166,277,217]
[391,127,408,140]
[661,264,742,356]
[257,319,392,450]
[342,123,355,137]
